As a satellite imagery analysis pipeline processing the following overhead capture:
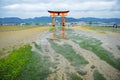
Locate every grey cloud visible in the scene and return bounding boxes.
[0,0,120,18]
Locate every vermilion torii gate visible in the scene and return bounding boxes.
[48,10,69,39]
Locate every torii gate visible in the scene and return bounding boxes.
[48,10,69,39]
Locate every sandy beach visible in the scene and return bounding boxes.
[0,26,120,80]
[0,27,49,57]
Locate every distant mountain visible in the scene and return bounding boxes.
[0,17,22,23]
[0,17,120,24]
[22,17,51,23]
[78,17,120,23]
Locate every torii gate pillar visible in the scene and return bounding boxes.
[52,17,55,27]
[48,10,69,39]
[62,16,65,38]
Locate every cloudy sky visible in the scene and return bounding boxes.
[0,0,120,18]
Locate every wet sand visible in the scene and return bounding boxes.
[0,27,49,58]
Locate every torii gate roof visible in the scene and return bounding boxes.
[48,10,69,13]
[48,10,69,16]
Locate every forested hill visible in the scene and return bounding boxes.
[0,17,120,23]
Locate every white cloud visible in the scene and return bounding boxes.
[3,3,48,11]
[0,0,120,18]
[2,1,115,11]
